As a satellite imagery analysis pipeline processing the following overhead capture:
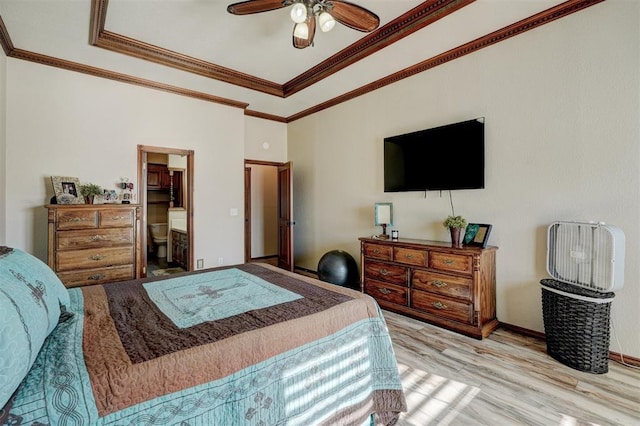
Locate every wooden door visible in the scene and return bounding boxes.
[244,167,251,263]
[277,162,294,271]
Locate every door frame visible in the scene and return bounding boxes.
[138,145,194,275]
[244,160,293,270]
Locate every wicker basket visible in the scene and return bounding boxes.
[540,278,615,374]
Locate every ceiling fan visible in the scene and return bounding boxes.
[227,0,380,49]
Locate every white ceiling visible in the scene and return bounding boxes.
[0,0,569,119]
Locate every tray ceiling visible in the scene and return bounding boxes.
[0,0,603,121]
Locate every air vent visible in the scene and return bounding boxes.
[546,221,625,293]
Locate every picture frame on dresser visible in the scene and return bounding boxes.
[102,189,119,203]
[464,223,492,247]
[51,176,84,204]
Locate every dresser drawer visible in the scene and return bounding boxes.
[393,247,427,267]
[363,243,392,261]
[429,252,473,275]
[57,247,134,271]
[57,228,134,250]
[364,260,408,286]
[56,210,99,230]
[365,279,408,306]
[99,209,135,227]
[412,270,472,301]
[411,291,474,324]
[58,265,134,288]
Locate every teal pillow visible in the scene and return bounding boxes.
[0,246,70,409]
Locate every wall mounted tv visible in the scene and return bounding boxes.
[384,118,485,192]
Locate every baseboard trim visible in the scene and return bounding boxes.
[499,322,546,340]
[609,351,640,368]
[294,265,318,276]
[250,255,277,261]
[499,321,640,368]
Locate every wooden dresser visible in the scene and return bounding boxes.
[47,204,141,288]
[359,237,498,339]
[171,229,188,270]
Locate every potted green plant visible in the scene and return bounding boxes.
[79,183,102,204]
[443,215,467,248]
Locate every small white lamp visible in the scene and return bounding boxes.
[374,203,393,239]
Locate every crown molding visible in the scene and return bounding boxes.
[287,0,604,122]
[0,0,604,123]
[282,0,473,96]
[0,12,14,55]
[89,0,472,99]
[245,109,289,123]
[3,46,249,110]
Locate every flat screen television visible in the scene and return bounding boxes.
[384,118,485,192]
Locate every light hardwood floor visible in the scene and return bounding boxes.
[383,310,640,426]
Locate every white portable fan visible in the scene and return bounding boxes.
[546,221,625,293]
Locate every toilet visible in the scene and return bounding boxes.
[149,223,168,259]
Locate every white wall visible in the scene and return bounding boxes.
[288,2,640,357]
[4,59,246,268]
[244,116,287,163]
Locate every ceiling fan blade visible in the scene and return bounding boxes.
[227,0,286,15]
[293,16,316,49]
[330,0,380,32]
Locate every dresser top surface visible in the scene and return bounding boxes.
[359,236,497,252]
[46,204,141,209]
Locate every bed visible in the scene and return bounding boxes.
[0,246,406,425]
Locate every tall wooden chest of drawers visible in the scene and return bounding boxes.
[47,204,141,288]
[359,237,498,339]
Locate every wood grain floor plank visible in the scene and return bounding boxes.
[384,310,640,426]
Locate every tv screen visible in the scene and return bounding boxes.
[384,118,485,192]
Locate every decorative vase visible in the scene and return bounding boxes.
[450,227,462,248]
[85,195,95,205]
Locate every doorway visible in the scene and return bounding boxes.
[138,145,194,277]
[244,160,294,271]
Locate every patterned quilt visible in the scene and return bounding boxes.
[2,263,406,425]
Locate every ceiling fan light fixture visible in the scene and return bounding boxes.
[293,22,309,39]
[318,11,335,32]
[290,2,307,24]
[227,0,379,48]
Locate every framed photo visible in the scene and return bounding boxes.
[102,189,119,203]
[463,223,492,247]
[51,176,84,204]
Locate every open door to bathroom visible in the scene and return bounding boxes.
[138,145,194,277]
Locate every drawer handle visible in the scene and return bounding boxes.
[443,259,454,265]
[89,234,107,242]
[88,274,106,280]
[110,216,127,221]
[405,254,413,259]
[89,254,106,261]
[432,280,448,288]
[379,268,389,276]
[67,217,89,222]
[379,288,391,295]
[432,301,448,310]
[373,249,381,254]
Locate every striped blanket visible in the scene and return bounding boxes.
[2,263,406,425]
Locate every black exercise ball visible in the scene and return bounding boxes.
[317,250,360,290]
